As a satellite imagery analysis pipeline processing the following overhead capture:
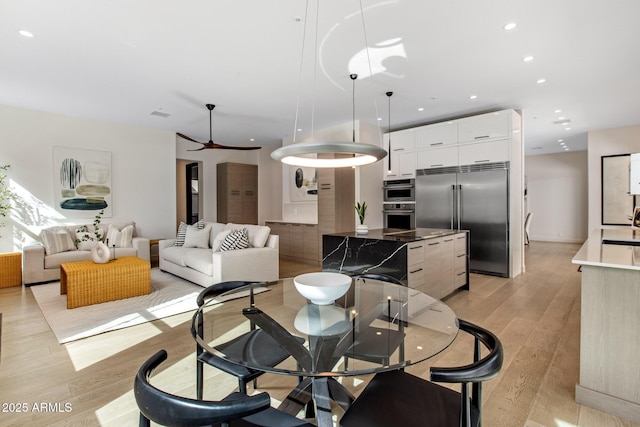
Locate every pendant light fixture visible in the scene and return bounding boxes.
[386,91,393,174]
[270,0,387,169]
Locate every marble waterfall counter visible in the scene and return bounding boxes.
[572,230,640,423]
[322,228,469,299]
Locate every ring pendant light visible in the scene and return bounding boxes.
[270,0,387,168]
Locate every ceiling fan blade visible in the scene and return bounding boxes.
[210,143,262,150]
[186,146,206,151]
[176,132,204,144]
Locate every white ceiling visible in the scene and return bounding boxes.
[2,0,639,156]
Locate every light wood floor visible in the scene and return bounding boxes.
[0,243,638,427]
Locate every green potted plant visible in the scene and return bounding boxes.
[355,201,368,234]
[0,164,17,239]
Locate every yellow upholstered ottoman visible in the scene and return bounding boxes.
[60,256,151,309]
[0,252,22,288]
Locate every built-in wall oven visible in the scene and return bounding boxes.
[383,203,415,230]
[383,178,415,202]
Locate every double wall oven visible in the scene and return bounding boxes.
[383,179,415,229]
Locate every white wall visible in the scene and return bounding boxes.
[587,125,640,233]
[525,151,588,243]
[0,104,176,252]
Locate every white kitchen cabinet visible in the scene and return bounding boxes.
[457,139,509,166]
[407,241,425,288]
[417,146,458,169]
[458,110,510,143]
[384,132,417,179]
[415,122,458,150]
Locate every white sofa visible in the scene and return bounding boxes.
[22,221,150,286]
[159,222,279,287]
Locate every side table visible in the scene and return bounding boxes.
[0,252,22,288]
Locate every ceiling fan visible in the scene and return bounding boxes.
[177,104,261,151]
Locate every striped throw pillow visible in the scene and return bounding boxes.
[219,228,250,252]
[40,227,76,255]
[174,220,206,246]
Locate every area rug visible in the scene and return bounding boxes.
[30,269,268,344]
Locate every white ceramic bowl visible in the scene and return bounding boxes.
[294,272,352,305]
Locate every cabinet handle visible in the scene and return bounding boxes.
[410,268,423,274]
[457,254,465,258]
[393,148,405,152]
[430,142,443,146]
[457,236,465,239]
[474,159,491,163]
[444,239,453,242]
[457,271,466,276]
[474,135,490,140]
[409,245,423,250]
[430,164,443,167]
[401,173,413,176]
[428,242,440,246]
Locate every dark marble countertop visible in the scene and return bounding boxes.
[325,228,464,242]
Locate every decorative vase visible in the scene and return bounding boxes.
[91,241,110,264]
[356,224,368,234]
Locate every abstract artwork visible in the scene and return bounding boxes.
[53,147,112,217]
[289,166,317,202]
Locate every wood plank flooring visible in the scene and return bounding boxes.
[0,243,638,426]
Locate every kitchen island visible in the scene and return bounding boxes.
[323,228,469,300]
[572,229,640,423]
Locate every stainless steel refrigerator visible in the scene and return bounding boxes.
[416,162,509,277]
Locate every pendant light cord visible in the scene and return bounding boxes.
[358,0,383,147]
[292,0,310,144]
[387,91,393,172]
[351,74,357,142]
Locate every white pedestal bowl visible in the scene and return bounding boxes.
[294,272,352,305]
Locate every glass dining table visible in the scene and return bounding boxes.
[191,275,459,427]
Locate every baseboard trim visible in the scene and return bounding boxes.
[575,384,640,423]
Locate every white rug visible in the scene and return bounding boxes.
[31,269,267,344]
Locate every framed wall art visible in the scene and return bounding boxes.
[53,146,112,218]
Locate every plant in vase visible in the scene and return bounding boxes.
[355,201,368,234]
[75,209,111,263]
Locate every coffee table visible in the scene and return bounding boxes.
[60,256,151,308]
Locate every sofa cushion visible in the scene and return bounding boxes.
[44,250,93,269]
[106,224,134,248]
[162,246,189,266]
[220,228,250,251]
[41,227,77,255]
[224,223,270,248]
[207,222,227,247]
[183,249,214,276]
[211,229,232,252]
[183,225,211,249]
[174,220,207,246]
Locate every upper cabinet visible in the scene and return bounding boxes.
[415,122,457,150]
[384,130,417,179]
[457,111,510,143]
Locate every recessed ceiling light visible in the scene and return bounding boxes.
[560,143,566,146]
[297,128,302,132]
[522,56,534,62]
[469,95,478,100]
[377,117,382,121]
[554,109,562,113]
[557,139,564,142]
[558,116,566,120]
[503,22,517,31]
[18,29,34,38]
[250,138,255,142]
[564,148,570,151]
[536,78,546,84]
[417,107,424,111]
[565,127,571,131]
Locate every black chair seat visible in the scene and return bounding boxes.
[135,350,314,427]
[339,370,479,427]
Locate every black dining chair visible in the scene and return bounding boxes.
[339,319,503,427]
[134,349,313,427]
[343,273,406,369]
[195,281,304,399]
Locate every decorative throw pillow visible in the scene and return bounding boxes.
[41,227,76,255]
[183,225,211,249]
[211,229,232,252]
[219,228,250,252]
[106,224,134,248]
[174,220,207,246]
